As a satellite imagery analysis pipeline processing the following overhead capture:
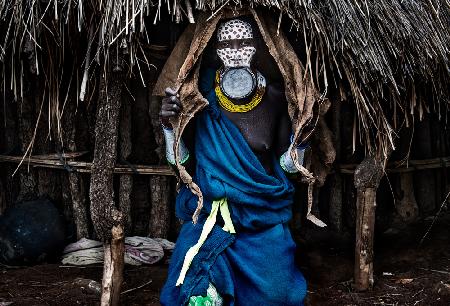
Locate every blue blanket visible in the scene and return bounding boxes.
[160,68,306,306]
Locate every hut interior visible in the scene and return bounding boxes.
[0,1,449,305]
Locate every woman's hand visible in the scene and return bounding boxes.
[160,87,182,128]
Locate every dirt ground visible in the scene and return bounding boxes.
[1,213,449,306]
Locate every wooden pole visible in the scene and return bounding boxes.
[395,172,419,223]
[353,153,387,290]
[394,126,418,223]
[149,176,171,237]
[119,86,133,234]
[101,225,125,306]
[354,187,377,290]
[89,52,125,306]
[148,95,171,238]
[34,73,60,202]
[68,172,89,238]
[2,89,19,210]
[414,116,436,213]
[16,51,38,201]
[63,93,89,239]
[329,98,343,231]
[89,60,124,241]
[341,100,357,229]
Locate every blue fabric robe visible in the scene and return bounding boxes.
[160,68,307,306]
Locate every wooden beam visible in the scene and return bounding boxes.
[0,155,175,176]
[2,154,448,176]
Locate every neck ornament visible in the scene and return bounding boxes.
[215,69,266,113]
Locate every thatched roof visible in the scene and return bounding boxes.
[0,0,449,155]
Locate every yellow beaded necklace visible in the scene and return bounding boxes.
[215,70,266,113]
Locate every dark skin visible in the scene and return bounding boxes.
[160,37,314,175]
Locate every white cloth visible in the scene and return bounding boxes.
[61,237,175,266]
[163,126,190,165]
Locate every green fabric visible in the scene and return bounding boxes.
[188,283,223,306]
[189,295,213,306]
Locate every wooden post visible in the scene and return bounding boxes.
[68,172,89,238]
[89,53,125,306]
[414,116,436,213]
[393,126,419,223]
[329,175,343,231]
[119,88,133,234]
[354,154,387,290]
[62,93,89,239]
[34,76,60,200]
[2,89,19,209]
[16,57,38,201]
[101,225,125,306]
[148,95,171,238]
[341,100,357,229]
[149,176,171,237]
[329,99,343,231]
[89,63,124,240]
[395,173,419,222]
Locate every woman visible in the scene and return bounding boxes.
[159,18,311,306]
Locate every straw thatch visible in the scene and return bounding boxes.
[0,0,449,156]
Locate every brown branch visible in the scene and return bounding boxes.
[120,279,153,295]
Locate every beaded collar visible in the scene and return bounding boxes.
[215,69,266,113]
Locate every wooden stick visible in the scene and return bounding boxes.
[101,225,125,306]
[120,279,153,295]
[418,267,450,275]
[0,155,175,176]
[24,151,89,160]
[419,191,450,245]
[80,26,94,102]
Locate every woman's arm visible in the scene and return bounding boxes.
[160,87,194,171]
